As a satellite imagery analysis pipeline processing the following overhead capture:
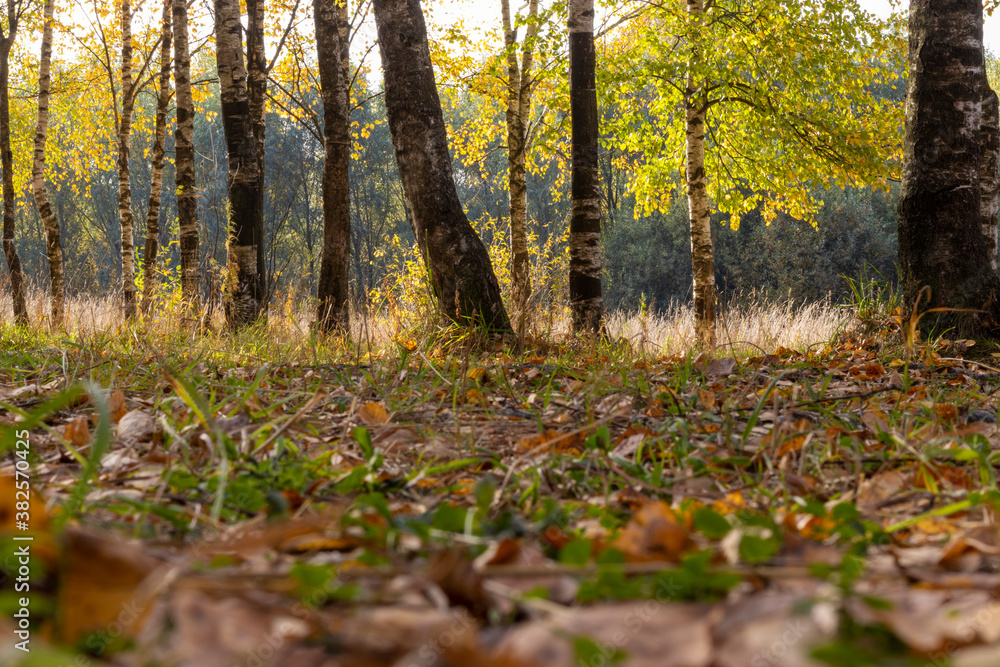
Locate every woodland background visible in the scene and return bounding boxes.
[0,0,918,321]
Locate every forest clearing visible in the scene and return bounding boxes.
[5,0,1000,664]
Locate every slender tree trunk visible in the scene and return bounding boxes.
[981,84,999,272]
[173,0,200,316]
[501,0,538,312]
[246,0,267,305]
[337,0,350,87]
[898,0,1000,335]
[568,0,602,334]
[373,0,511,330]
[686,0,713,346]
[215,0,263,327]
[141,0,172,316]
[32,0,64,329]
[0,11,26,325]
[118,0,138,319]
[315,0,350,332]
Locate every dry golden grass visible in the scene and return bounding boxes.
[0,285,847,357]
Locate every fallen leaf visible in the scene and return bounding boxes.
[56,528,162,644]
[357,401,390,426]
[63,415,91,448]
[109,389,128,423]
[706,357,737,378]
[117,410,161,445]
[613,500,696,562]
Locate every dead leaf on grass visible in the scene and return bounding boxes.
[109,389,128,423]
[358,401,391,426]
[117,410,161,445]
[613,500,696,563]
[55,528,163,644]
[498,602,716,667]
[63,415,91,448]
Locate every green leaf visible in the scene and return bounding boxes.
[693,507,731,539]
[558,538,592,566]
[739,535,780,564]
[353,426,374,459]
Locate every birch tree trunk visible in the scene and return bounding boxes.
[246,0,267,303]
[898,0,1000,334]
[117,0,138,319]
[373,0,511,330]
[32,0,64,329]
[502,0,538,312]
[315,0,351,332]
[141,0,172,316]
[215,0,264,327]
[686,0,714,347]
[173,0,200,316]
[0,0,26,325]
[568,0,602,334]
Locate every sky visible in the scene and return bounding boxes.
[857,0,1000,52]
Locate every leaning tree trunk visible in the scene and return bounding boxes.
[501,0,538,312]
[246,0,266,304]
[173,0,199,317]
[314,0,351,332]
[568,0,602,334]
[373,0,511,330]
[898,0,1000,335]
[141,0,172,316]
[0,12,26,325]
[215,0,263,327]
[117,0,138,319]
[686,0,714,347]
[32,0,64,329]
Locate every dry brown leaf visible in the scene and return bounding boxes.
[279,533,363,554]
[428,547,492,619]
[117,410,161,445]
[613,500,696,563]
[498,602,715,667]
[705,357,737,378]
[55,528,162,644]
[109,389,128,423]
[63,415,91,448]
[358,401,390,426]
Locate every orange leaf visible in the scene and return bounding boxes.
[109,389,128,423]
[613,500,695,563]
[64,415,91,448]
[357,401,390,426]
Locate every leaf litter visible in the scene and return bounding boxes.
[4,331,1000,665]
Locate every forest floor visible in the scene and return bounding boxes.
[4,295,1000,666]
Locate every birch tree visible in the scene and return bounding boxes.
[373,0,511,330]
[215,0,264,326]
[117,0,138,319]
[0,0,27,325]
[606,0,901,345]
[314,0,351,332]
[33,0,65,329]
[898,0,1000,334]
[685,0,711,345]
[141,0,172,315]
[173,0,199,315]
[502,0,539,310]
[568,0,603,334]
